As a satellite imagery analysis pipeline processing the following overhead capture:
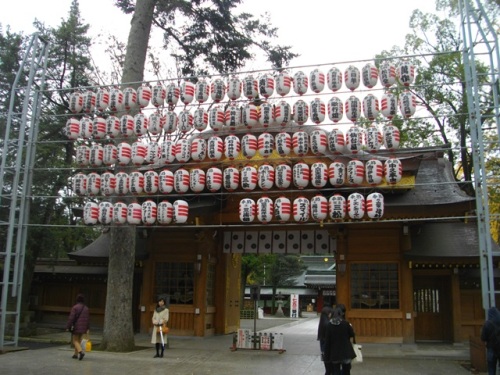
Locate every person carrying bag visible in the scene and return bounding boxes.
[151,296,169,358]
[65,294,90,361]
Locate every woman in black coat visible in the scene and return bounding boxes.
[323,306,357,375]
[317,304,333,374]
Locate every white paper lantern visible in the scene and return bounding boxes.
[274,196,291,223]
[173,200,189,223]
[210,78,226,102]
[206,167,222,192]
[72,173,87,196]
[148,112,165,135]
[69,91,83,113]
[328,161,345,186]
[345,95,362,123]
[96,88,109,112]
[344,65,360,91]
[191,137,207,162]
[159,169,174,194]
[92,116,106,139]
[258,73,274,98]
[293,99,309,125]
[309,68,325,93]
[180,80,195,105]
[329,194,346,220]
[292,131,309,156]
[274,101,291,128]
[347,159,365,186]
[399,90,417,118]
[310,98,325,124]
[143,170,159,194]
[242,133,257,159]
[310,129,328,155]
[225,102,242,130]
[383,124,400,151]
[178,109,193,133]
[273,163,291,189]
[145,142,160,164]
[327,97,344,123]
[86,172,101,196]
[293,162,310,189]
[366,125,383,153]
[362,94,380,121]
[327,66,343,92]
[257,196,274,224]
[209,106,225,131]
[379,61,396,88]
[83,202,99,225]
[151,82,166,107]
[190,168,206,193]
[109,87,124,112]
[258,164,274,191]
[346,125,364,154]
[137,84,152,108]
[142,200,157,225]
[195,79,210,103]
[98,202,114,224]
[242,75,258,99]
[160,139,176,164]
[293,71,308,95]
[381,91,398,120]
[119,114,134,137]
[129,171,144,195]
[397,60,415,86]
[113,201,128,224]
[275,71,292,96]
[101,171,116,196]
[174,168,190,193]
[134,113,150,137]
[89,143,104,167]
[362,63,379,88]
[165,82,179,107]
[127,202,142,224]
[224,134,241,160]
[258,132,274,158]
[243,103,258,129]
[258,102,274,127]
[227,75,242,100]
[310,162,328,188]
[76,145,90,166]
[193,107,209,132]
[157,201,173,225]
[241,165,257,191]
[328,129,345,154]
[207,136,224,161]
[239,198,256,223]
[175,138,191,163]
[348,192,365,219]
[131,141,147,166]
[105,115,120,138]
[123,87,137,111]
[293,197,310,222]
[223,166,240,191]
[65,117,80,140]
[117,142,132,166]
[164,110,178,134]
[366,192,384,219]
[275,132,292,156]
[310,195,328,222]
[365,159,384,186]
[384,158,402,185]
[79,116,93,139]
[115,172,129,195]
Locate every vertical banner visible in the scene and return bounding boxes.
[290,293,299,318]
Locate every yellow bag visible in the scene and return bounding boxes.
[156,324,169,334]
[81,335,92,352]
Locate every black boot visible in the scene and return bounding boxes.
[154,343,160,358]
[160,345,165,357]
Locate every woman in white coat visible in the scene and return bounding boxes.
[151,297,169,358]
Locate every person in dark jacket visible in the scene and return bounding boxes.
[481,306,500,375]
[317,304,333,374]
[66,293,90,360]
[323,306,357,375]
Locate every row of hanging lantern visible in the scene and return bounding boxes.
[83,199,189,226]
[239,192,384,224]
[74,125,400,168]
[72,158,402,197]
[68,61,415,114]
[65,91,415,141]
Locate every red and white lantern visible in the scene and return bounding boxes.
[310,98,325,124]
[365,159,384,186]
[159,169,174,194]
[345,95,362,122]
[127,202,142,225]
[275,100,292,127]
[223,166,240,192]
[115,172,129,195]
[113,201,128,224]
[92,116,106,139]
[399,90,417,118]
[193,107,209,132]
[258,73,274,98]
[347,159,365,186]
[329,194,346,220]
[101,171,116,196]
[227,75,242,100]
[142,200,157,225]
[137,84,152,108]
[293,197,310,222]
[164,110,178,134]
[65,117,80,140]
[293,71,308,95]
[226,102,242,130]
[310,129,328,155]
[83,202,99,225]
[344,65,360,91]
[366,192,384,219]
[76,145,90,166]
[79,117,93,139]
[258,164,274,191]
[346,125,364,154]
[175,138,191,163]
[151,82,166,107]
[210,78,226,102]
[274,196,291,223]
[191,137,207,162]
[397,60,415,86]
[123,87,137,111]
[293,99,309,125]
[177,109,193,133]
[119,114,134,137]
[327,66,343,92]
[328,129,345,154]
[383,124,400,151]
[275,71,292,96]
[174,168,190,194]
[86,172,101,196]
[311,162,328,188]
[348,192,365,219]
[243,103,259,129]
[144,170,159,194]
[145,142,160,164]
[293,162,310,189]
[89,143,104,167]
[165,82,179,107]
[173,200,189,223]
[362,94,380,121]
[258,132,274,158]
[109,87,124,112]
[381,91,398,120]
[328,161,345,186]
[240,165,257,191]
[366,125,383,153]
[258,102,274,127]
[242,133,257,159]
[224,134,241,160]
[69,91,83,113]
[117,142,132,166]
[157,201,173,225]
[275,132,292,156]
[239,198,256,223]
[190,168,206,193]
[309,69,325,93]
[384,158,402,185]
[209,106,225,131]
[292,131,309,156]
[180,80,195,105]
[310,195,328,222]
[96,88,109,112]
[206,167,223,192]
[195,79,210,103]
[129,171,144,195]
[207,135,224,161]
[160,139,176,164]
[105,115,120,138]
[72,173,87,196]
[242,75,258,99]
[131,141,147,166]
[379,61,396,88]
[327,97,344,123]
[362,63,379,88]
[98,202,114,225]
[257,196,274,224]
[275,163,292,189]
